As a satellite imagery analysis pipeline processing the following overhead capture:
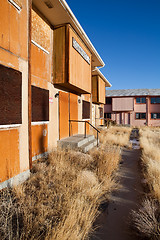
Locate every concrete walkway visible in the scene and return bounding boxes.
[91,142,142,240]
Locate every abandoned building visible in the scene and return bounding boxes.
[0,0,111,189]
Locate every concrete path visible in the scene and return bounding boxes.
[91,137,142,240]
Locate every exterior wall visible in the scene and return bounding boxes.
[149,102,160,126]
[0,0,29,186]
[31,9,53,159]
[104,104,112,113]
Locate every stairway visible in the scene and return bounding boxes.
[57,134,98,153]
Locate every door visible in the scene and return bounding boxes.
[59,92,78,139]
[59,91,69,139]
[69,93,78,136]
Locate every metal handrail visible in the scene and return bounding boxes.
[69,120,100,147]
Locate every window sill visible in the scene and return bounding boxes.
[31,121,49,125]
[0,124,21,129]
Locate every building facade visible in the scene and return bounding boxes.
[105,89,160,127]
[0,0,111,189]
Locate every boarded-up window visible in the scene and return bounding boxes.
[32,86,49,122]
[82,100,90,119]
[0,64,22,125]
[99,107,103,118]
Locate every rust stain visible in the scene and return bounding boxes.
[31,124,48,158]
[31,9,50,52]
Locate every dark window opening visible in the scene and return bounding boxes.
[104,113,111,119]
[99,107,103,118]
[82,100,90,119]
[0,64,22,125]
[151,97,160,104]
[151,113,160,119]
[136,97,146,104]
[32,86,49,122]
[135,113,146,119]
[105,97,112,104]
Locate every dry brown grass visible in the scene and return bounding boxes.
[132,198,160,239]
[139,127,160,201]
[0,139,120,240]
[132,127,160,238]
[99,126,132,147]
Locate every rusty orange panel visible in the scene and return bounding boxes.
[19,4,28,60]
[9,3,19,55]
[0,48,19,70]
[0,0,10,50]
[31,124,48,158]
[31,9,50,52]
[31,75,48,89]
[31,43,50,81]
[0,129,20,183]
[70,93,78,136]
[59,91,69,139]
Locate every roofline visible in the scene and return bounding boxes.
[105,88,160,97]
[58,0,105,67]
[93,67,112,87]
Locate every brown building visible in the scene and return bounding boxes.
[0,0,111,189]
[105,89,160,126]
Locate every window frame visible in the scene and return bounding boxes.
[135,112,146,120]
[151,113,160,119]
[135,97,146,104]
[150,97,160,104]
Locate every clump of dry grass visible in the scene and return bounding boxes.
[99,126,132,147]
[0,142,120,240]
[132,127,160,238]
[132,198,160,240]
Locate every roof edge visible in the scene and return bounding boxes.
[58,0,105,67]
[93,67,112,87]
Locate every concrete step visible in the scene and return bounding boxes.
[57,134,97,152]
[80,139,98,153]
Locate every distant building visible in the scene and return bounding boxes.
[105,89,160,126]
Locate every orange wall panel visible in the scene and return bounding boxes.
[31,9,51,52]
[0,47,19,70]
[92,76,98,103]
[9,3,19,55]
[19,5,28,60]
[31,43,50,81]
[0,129,20,182]
[69,27,91,93]
[70,93,78,136]
[98,77,105,104]
[59,91,69,139]
[31,124,48,158]
[0,0,10,50]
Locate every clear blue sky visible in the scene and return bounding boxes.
[67,0,160,89]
